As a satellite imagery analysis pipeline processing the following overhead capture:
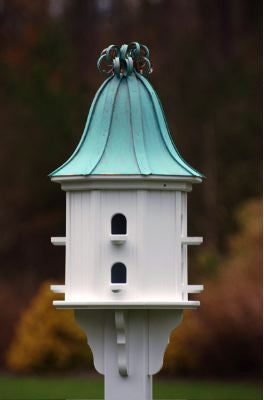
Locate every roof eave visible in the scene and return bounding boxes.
[50,174,202,192]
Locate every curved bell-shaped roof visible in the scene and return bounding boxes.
[50,43,203,179]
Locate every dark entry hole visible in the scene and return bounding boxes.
[111,214,127,234]
[111,263,127,284]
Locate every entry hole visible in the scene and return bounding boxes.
[111,263,127,284]
[111,214,127,234]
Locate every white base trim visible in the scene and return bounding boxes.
[53,300,200,309]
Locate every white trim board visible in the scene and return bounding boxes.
[51,175,201,191]
[53,300,200,309]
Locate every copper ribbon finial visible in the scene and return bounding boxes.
[97,42,153,77]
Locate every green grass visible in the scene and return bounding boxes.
[0,376,261,400]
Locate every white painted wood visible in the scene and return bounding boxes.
[50,237,66,246]
[53,300,200,309]
[65,192,70,300]
[103,310,152,400]
[51,174,201,191]
[115,311,128,376]
[50,285,65,294]
[75,310,105,374]
[148,310,183,374]
[74,309,184,400]
[182,285,204,294]
[110,283,126,293]
[181,192,188,301]
[175,191,183,300]
[181,236,203,245]
[110,234,127,244]
[59,179,193,191]
[101,191,136,301]
[55,189,204,306]
[89,190,101,299]
[75,310,152,399]
[66,191,99,301]
[136,190,148,301]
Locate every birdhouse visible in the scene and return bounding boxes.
[50,43,204,400]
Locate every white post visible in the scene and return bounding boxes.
[104,310,152,400]
[75,309,183,400]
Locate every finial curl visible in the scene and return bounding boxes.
[97,42,153,77]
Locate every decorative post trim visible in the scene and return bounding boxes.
[115,310,128,377]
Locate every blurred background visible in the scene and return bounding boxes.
[0,0,261,398]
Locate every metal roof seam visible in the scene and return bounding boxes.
[127,73,151,175]
[89,76,122,174]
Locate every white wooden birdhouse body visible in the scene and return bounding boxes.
[52,177,202,308]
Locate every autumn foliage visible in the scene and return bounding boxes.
[6,283,92,372]
[164,198,262,376]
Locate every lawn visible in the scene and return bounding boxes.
[0,376,262,400]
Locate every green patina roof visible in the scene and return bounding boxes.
[50,43,203,178]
